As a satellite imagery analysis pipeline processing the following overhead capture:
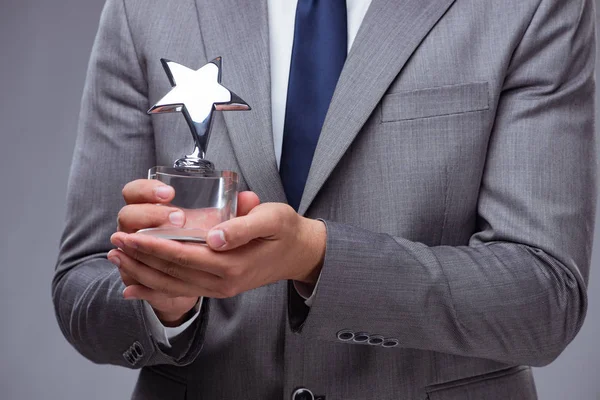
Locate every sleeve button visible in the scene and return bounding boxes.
[368,335,384,345]
[292,388,315,400]
[133,341,144,357]
[336,329,355,341]
[382,338,399,348]
[353,332,370,343]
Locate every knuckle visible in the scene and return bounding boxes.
[116,210,127,231]
[123,179,153,204]
[280,205,296,223]
[218,282,239,298]
[122,180,140,202]
[158,280,174,296]
[240,218,251,241]
[121,185,129,201]
[164,263,180,279]
[117,268,128,281]
[173,252,190,268]
[271,208,286,228]
[117,205,138,231]
[128,248,140,261]
[223,265,243,280]
[120,261,136,278]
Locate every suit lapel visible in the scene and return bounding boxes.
[298,0,457,215]
[195,0,287,203]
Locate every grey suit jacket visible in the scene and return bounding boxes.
[53,0,597,398]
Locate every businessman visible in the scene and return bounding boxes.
[53,0,596,399]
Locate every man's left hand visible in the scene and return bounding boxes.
[109,202,326,299]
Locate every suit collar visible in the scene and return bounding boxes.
[195,0,457,211]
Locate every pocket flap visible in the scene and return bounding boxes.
[426,366,537,400]
[132,367,187,400]
[381,82,489,122]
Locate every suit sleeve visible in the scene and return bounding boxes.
[292,0,596,367]
[52,0,208,368]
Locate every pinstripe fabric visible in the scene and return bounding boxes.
[53,0,596,398]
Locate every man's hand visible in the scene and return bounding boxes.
[108,179,260,326]
[108,202,327,302]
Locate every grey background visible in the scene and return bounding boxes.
[0,0,598,399]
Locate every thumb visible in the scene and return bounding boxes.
[236,191,260,217]
[206,203,288,251]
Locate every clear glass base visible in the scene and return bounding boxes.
[137,227,210,243]
[137,166,238,242]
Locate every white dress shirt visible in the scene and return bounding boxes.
[147,0,373,347]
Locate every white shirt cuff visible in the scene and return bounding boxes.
[142,298,202,348]
[292,273,322,307]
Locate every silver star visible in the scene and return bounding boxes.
[148,57,250,167]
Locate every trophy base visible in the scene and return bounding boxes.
[143,166,239,243]
[137,227,208,243]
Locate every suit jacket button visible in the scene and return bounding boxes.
[123,351,135,365]
[353,332,370,343]
[292,388,314,400]
[368,335,384,345]
[132,341,144,357]
[382,338,399,348]
[336,329,355,341]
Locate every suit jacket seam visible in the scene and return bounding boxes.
[503,0,543,81]
[425,365,528,393]
[428,246,471,339]
[121,0,150,101]
[191,0,210,65]
[439,163,451,245]
[56,264,112,346]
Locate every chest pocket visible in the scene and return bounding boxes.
[380,82,489,122]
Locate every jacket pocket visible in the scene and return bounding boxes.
[426,366,537,400]
[381,82,489,122]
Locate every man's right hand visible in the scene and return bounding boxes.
[108,179,261,327]
[116,179,186,234]
[110,179,199,327]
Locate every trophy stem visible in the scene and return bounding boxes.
[173,145,215,172]
[189,145,205,160]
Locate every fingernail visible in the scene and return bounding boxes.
[155,185,172,200]
[122,288,137,300]
[169,210,185,226]
[108,254,121,267]
[207,230,226,248]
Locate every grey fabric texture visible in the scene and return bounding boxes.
[52,0,596,398]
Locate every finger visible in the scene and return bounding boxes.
[116,203,186,233]
[122,179,175,205]
[206,203,293,251]
[123,285,222,304]
[117,240,223,286]
[118,268,138,286]
[180,207,224,230]
[236,191,261,217]
[121,233,228,277]
[110,249,138,286]
[107,249,198,298]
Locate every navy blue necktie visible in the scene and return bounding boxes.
[280,0,347,211]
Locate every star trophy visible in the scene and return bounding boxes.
[138,57,250,243]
